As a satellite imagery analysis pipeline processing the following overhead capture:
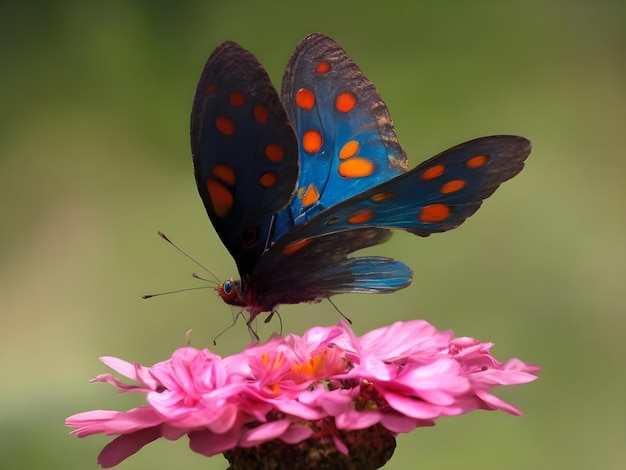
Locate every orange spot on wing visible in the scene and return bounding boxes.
[229,91,245,106]
[467,155,489,168]
[206,83,216,95]
[441,180,466,194]
[370,191,395,203]
[259,172,277,187]
[254,104,268,123]
[420,204,450,222]
[339,158,375,178]
[348,209,374,224]
[303,130,323,154]
[216,116,235,135]
[206,179,233,218]
[316,61,330,74]
[296,88,315,110]
[301,184,320,207]
[283,238,311,255]
[421,164,445,180]
[212,163,236,185]
[265,143,284,162]
[339,140,359,159]
[335,91,356,113]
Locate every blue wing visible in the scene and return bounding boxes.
[276,135,531,244]
[273,33,408,240]
[191,41,299,277]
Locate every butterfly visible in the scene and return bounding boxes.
[190,33,531,325]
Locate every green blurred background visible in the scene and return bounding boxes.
[1,1,624,469]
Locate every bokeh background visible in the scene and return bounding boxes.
[2,1,624,469]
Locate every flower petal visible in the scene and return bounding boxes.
[67,319,539,464]
[239,420,291,447]
[97,427,161,468]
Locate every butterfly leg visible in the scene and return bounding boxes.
[257,309,283,336]
[213,309,250,345]
[327,298,352,324]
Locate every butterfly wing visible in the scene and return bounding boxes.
[277,135,531,243]
[191,38,531,316]
[246,228,412,312]
[191,41,299,276]
[273,33,408,240]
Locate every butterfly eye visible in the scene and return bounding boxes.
[223,280,233,295]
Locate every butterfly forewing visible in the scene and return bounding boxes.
[191,41,299,276]
[276,135,531,243]
[273,33,408,240]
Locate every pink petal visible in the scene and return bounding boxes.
[280,424,313,444]
[67,410,117,437]
[97,427,161,468]
[383,391,445,420]
[207,404,240,433]
[393,360,469,404]
[99,356,138,379]
[66,407,162,437]
[333,434,349,455]
[334,408,381,430]
[475,389,523,415]
[272,398,325,421]
[357,320,452,361]
[188,428,240,457]
[470,368,539,387]
[504,358,541,373]
[239,420,291,447]
[380,414,426,433]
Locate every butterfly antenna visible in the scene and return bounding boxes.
[328,298,352,324]
[142,286,210,299]
[192,272,218,285]
[157,231,221,284]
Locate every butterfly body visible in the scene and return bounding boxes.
[191,33,531,322]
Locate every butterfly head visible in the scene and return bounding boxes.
[217,279,247,307]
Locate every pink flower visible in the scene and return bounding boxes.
[66,320,539,468]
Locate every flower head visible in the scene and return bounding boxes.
[66,320,539,468]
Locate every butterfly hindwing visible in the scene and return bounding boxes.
[191,41,299,276]
[277,135,531,244]
[247,228,412,310]
[242,135,529,311]
[273,33,408,240]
